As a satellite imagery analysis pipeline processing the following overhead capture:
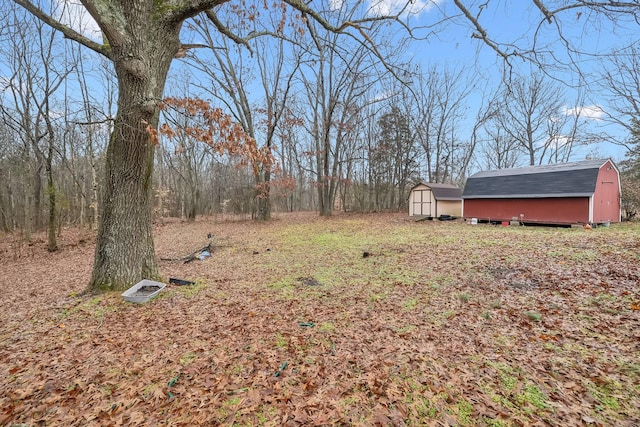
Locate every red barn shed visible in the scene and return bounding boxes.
[462,159,621,225]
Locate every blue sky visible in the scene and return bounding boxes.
[6,0,638,165]
[397,1,637,162]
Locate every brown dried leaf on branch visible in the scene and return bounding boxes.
[157,97,276,177]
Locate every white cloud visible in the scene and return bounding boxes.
[330,0,345,11]
[550,135,570,147]
[535,134,571,149]
[54,0,102,41]
[368,0,439,17]
[562,104,605,120]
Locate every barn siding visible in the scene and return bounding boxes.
[593,160,621,223]
[463,198,590,223]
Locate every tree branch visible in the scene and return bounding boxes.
[12,0,112,59]
[533,0,554,23]
[168,0,229,23]
[175,43,215,58]
[205,10,254,54]
[452,0,513,61]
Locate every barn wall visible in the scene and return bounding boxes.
[593,161,621,223]
[437,200,462,217]
[462,198,590,223]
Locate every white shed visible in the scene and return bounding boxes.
[409,182,462,218]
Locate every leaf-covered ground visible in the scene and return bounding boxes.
[1,213,639,426]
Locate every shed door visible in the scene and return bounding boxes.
[413,189,432,216]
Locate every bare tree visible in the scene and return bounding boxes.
[409,65,474,182]
[297,24,379,216]
[160,89,213,221]
[188,11,301,220]
[452,1,640,72]
[480,126,521,170]
[13,0,414,291]
[0,123,14,232]
[0,5,71,249]
[66,52,115,230]
[599,45,640,219]
[600,45,640,155]
[491,73,566,166]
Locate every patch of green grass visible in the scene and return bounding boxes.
[482,417,509,427]
[576,313,594,322]
[485,362,551,418]
[225,397,241,406]
[268,276,295,290]
[100,384,117,396]
[179,352,196,365]
[562,342,591,359]
[459,292,471,303]
[542,342,561,352]
[275,333,287,348]
[495,365,518,391]
[58,294,119,322]
[372,261,421,286]
[338,395,358,409]
[394,325,415,335]
[490,300,502,309]
[516,384,550,412]
[427,274,454,290]
[601,306,623,315]
[456,399,474,425]
[409,394,439,419]
[616,360,640,376]
[213,396,245,422]
[255,404,277,424]
[369,292,387,303]
[267,277,297,299]
[142,382,161,398]
[568,249,598,261]
[432,310,457,326]
[402,378,441,419]
[590,380,622,412]
[176,279,208,297]
[318,322,335,333]
[403,297,419,311]
[586,293,615,307]
[525,311,542,322]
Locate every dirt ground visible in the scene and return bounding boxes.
[1,212,639,426]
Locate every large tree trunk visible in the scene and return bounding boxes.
[89,17,180,292]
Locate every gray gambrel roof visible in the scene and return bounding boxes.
[462,159,615,199]
[411,182,462,200]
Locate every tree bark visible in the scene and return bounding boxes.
[89,11,181,292]
[45,118,57,252]
[256,169,271,220]
[22,150,33,241]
